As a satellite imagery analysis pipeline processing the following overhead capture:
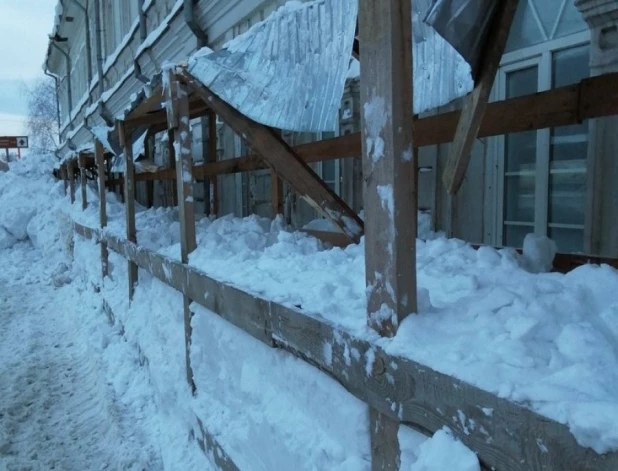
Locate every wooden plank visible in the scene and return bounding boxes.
[118,122,138,301]
[177,70,364,243]
[78,153,88,210]
[207,109,218,217]
[94,140,109,279]
[442,0,518,195]
[166,71,198,393]
[67,161,76,204]
[62,164,68,196]
[73,222,618,471]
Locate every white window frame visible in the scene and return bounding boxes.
[490,31,591,248]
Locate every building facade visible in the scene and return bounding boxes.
[45,0,618,256]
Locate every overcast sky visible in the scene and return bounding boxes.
[0,0,58,136]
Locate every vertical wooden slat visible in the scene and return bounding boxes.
[360,0,416,468]
[208,109,219,217]
[118,122,138,301]
[166,70,197,393]
[441,0,519,194]
[78,153,88,210]
[67,160,76,204]
[95,140,109,279]
[144,136,155,208]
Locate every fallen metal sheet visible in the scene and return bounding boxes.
[186,0,482,129]
[187,0,358,132]
[425,0,500,76]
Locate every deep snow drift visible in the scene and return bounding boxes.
[68,174,618,453]
[1,156,483,469]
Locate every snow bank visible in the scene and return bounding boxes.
[77,203,618,453]
[401,427,480,471]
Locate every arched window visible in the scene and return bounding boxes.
[505,0,587,53]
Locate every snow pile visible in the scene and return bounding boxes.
[0,156,69,259]
[73,202,618,453]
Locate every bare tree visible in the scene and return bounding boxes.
[22,78,60,154]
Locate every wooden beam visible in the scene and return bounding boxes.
[78,153,88,210]
[118,122,138,301]
[62,165,68,196]
[193,71,618,179]
[271,129,284,218]
[67,161,76,204]
[125,98,209,130]
[207,109,218,217]
[94,140,109,279]
[74,221,618,471]
[360,0,416,468]
[165,70,197,393]
[442,0,519,194]
[177,70,364,243]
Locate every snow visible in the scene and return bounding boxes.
[400,427,480,471]
[76,203,618,454]
[4,152,618,460]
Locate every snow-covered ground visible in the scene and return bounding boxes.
[1,156,484,469]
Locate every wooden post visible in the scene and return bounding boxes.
[118,122,138,301]
[271,129,284,218]
[144,136,155,208]
[360,0,416,468]
[62,165,68,196]
[78,153,88,210]
[95,140,109,279]
[165,69,197,393]
[167,129,178,207]
[207,109,219,217]
[67,160,76,204]
[441,0,518,194]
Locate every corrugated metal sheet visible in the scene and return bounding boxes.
[412,0,476,114]
[187,0,486,131]
[187,0,359,132]
[425,0,499,76]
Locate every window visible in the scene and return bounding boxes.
[505,0,587,53]
[496,42,590,253]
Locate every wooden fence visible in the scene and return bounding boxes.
[73,222,618,471]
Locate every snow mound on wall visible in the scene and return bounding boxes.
[0,155,72,259]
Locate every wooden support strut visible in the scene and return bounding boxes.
[94,140,109,280]
[118,122,138,301]
[78,153,88,210]
[442,0,519,195]
[67,161,76,204]
[360,0,417,469]
[176,69,364,243]
[207,109,218,217]
[165,70,197,394]
[271,129,284,218]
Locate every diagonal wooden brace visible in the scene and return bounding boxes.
[176,69,364,243]
[442,0,519,195]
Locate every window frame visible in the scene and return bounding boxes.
[489,31,591,250]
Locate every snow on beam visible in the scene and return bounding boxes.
[176,68,364,244]
[73,221,618,471]
[441,0,518,195]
